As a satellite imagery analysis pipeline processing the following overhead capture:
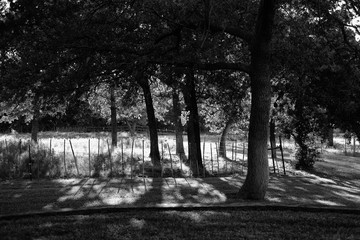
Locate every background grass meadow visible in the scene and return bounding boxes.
[0,131,358,180]
[0,131,252,180]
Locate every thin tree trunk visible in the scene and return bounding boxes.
[172,88,186,160]
[327,127,334,147]
[183,70,204,175]
[270,118,276,159]
[110,82,117,147]
[219,118,234,158]
[137,73,161,167]
[238,0,276,200]
[31,94,40,144]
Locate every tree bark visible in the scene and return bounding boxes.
[31,94,40,144]
[182,70,204,175]
[238,0,276,200]
[110,82,117,147]
[172,88,186,160]
[137,73,161,167]
[219,118,234,158]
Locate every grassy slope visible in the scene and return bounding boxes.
[1,209,360,240]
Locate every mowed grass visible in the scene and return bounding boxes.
[1,209,360,240]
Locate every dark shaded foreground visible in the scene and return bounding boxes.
[1,208,360,240]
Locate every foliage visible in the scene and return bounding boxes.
[295,145,320,170]
[0,140,62,180]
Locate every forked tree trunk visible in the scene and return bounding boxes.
[183,71,204,175]
[31,94,40,144]
[219,118,234,158]
[137,73,161,167]
[110,82,117,147]
[238,0,276,200]
[172,88,186,160]
[126,121,137,137]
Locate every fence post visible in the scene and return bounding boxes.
[202,138,206,177]
[344,137,347,154]
[88,139,91,177]
[121,138,124,172]
[270,138,276,174]
[131,138,135,179]
[353,137,356,157]
[210,143,213,175]
[69,139,80,177]
[142,139,145,178]
[28,144,32,181]
[167,143,174,178]
[215,142,220,174]
[106,139,112,176]
[202,137,206,164]
[242,142,245,172]
[97,137,100,159]
[279,136,286,175]
[63,139,67,177]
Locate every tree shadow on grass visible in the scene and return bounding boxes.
[1,169,360,217]
[0,179,89,215]
[266,174,360,208]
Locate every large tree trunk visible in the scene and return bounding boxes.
[137,73,161,167]
[110,82,117,147]
[172,88,186,160]
[31,94,40,144]
[183,71,204,176]
[219,118,234,158]
[238,0,276,200]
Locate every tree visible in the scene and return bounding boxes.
[182,69,204,175]
[171,86,186,160]
[136,70,162,167]
[199,70,250,159]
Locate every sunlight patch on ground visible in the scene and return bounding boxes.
[129,218,146,229]
[12,194,22,199]
[314,199,344,206]
[165,210,231,223]
[331,190,360,202]
[42,203,57,211]
[266,196,282,203]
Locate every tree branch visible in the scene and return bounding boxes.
[149,60,250,74]
[207,23,253,44]
[196,62,250,73]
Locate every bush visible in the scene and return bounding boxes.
[0,140,62,180]
[295,145,319,170]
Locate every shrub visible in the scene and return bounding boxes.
[0,140,62,180]
[295,145,319,170]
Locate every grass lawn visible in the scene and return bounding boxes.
[1,209,360,240]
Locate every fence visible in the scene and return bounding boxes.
[0,135,256,180]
